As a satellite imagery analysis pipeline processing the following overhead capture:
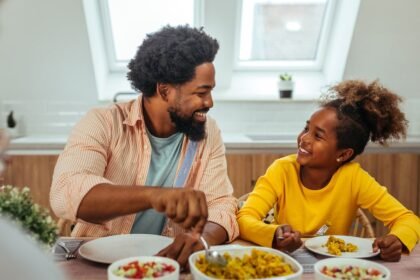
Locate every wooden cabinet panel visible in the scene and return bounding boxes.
[1,155,58,218]
[251,154,286,183]
[226,154,253,197]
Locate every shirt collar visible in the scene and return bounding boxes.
[122,96,144,127]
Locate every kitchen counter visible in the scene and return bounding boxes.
[8,134,420,155]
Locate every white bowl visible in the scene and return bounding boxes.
[189,246,303,280]
[107,256,179,280]
[314,257,391,280]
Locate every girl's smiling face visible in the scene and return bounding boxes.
[297,107,347,169]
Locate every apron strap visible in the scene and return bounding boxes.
[173,141,198,188]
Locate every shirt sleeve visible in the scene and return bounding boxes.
[355,168,420,252]
[50,109,113,222]
[193,121,239,242]
[237,161,282,248]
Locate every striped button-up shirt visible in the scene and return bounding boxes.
[50,97,239,241]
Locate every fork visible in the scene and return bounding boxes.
[56,241,77,260]
[315,222,330,236]
[278,222,330,240]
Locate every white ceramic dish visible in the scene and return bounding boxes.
[305,235,380,258]
[79,234,173,264]
[313,257,390,280]
[107,256,179,280]
[189,246,303,280]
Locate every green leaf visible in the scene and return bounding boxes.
[0,185,58,246]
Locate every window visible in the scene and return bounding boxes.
[83,0,360,101]
[100,0,203,71]
[237,0,335,70]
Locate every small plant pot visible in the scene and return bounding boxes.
[6,127,20,139]
[278,80,294,99]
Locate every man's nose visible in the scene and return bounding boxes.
[204,94,213,108]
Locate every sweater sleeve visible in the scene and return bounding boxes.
[237,161,283,247]
[355,167,420,252]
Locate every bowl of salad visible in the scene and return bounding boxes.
[107,256,179,279]
[314,257,390,280]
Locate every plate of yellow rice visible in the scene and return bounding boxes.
[304,235,380,258]
[189,246,303,280]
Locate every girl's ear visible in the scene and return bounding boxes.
[337,148,354,163]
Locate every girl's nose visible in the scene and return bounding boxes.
[299,132,310,145]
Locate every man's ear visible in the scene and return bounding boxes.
[156,83,170,101]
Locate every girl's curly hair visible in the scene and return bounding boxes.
[321,80,408,160]
[127,25,219,97]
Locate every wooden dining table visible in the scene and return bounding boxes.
[56,238,420,279]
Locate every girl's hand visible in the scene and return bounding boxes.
[373,234,403,262]
[272,225,302,253]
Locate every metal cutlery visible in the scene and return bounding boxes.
[278,222,330,240]
[199,236,227,267]
[56,240,77,260]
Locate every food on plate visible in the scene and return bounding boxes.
[194,248,294,279]
[323,236,358,256]
[112,260,176,279]
[321,264,385,279]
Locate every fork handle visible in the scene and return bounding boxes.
[199,236,210,250]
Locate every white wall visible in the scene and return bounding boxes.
[344,0,420,98]
[0,0,419,137]
[0,0,98,134]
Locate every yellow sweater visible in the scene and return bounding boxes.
[237,154,420,251]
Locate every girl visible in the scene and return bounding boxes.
[237,80,420,261]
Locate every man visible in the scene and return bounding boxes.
[50,25,239,267]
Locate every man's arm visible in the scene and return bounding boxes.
[77,183,208,233]
[194,120,240,242]
[202,221,228,245]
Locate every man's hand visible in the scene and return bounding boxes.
[150,188,208,234]
[272,225,302,253]
[156,232,203,269]
[373,234,403,262]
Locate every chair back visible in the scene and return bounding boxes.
[349,208,375,238]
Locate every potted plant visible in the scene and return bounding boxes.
[6,110,20,138]
[0,185,58,248]
[278,73,294,98]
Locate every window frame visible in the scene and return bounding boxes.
[98,0,204,72]
[234,0,337,71]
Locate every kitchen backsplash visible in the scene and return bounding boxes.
[1,98,420,138]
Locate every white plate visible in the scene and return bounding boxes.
[78,234,173,264]
[304,235,380,258]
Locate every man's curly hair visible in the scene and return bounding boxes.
[321,80,408,161]
[127,25,219,97]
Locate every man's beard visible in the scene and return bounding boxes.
[168,108,207,141]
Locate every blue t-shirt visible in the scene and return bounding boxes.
[130,130,183,234]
